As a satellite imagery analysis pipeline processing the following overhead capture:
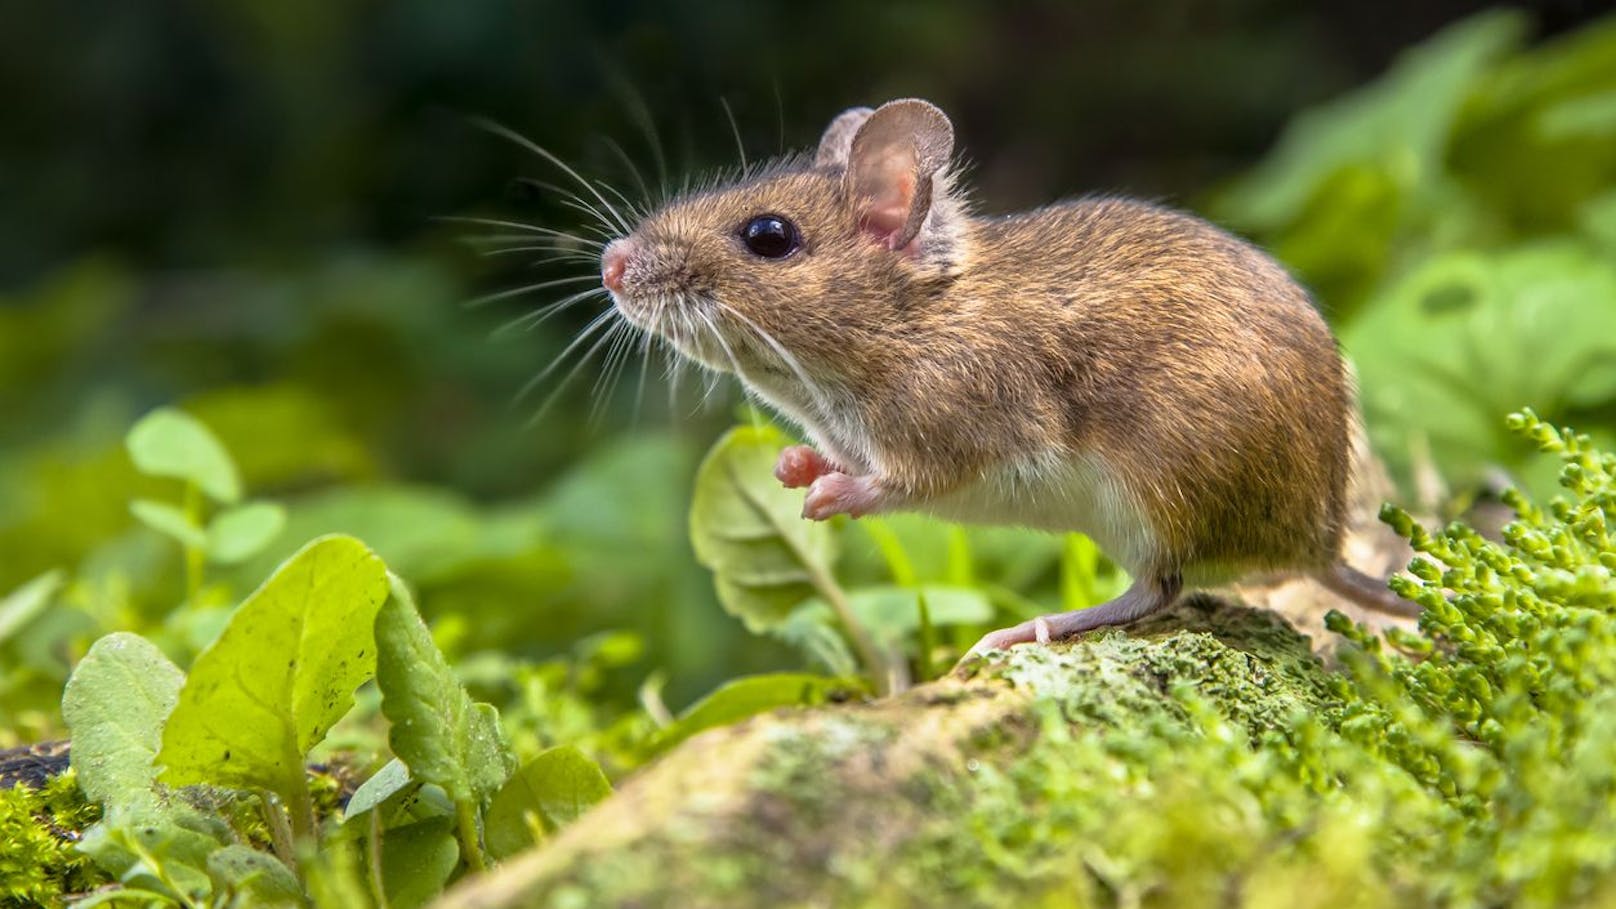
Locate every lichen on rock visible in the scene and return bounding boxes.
[436,597,1376,909]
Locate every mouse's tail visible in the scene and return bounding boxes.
[1318,561,1422,618]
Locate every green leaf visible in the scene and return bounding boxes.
[126,407,243,504]
[690,425,836,632]
[375,574,513,808]
[62,632,186,811]
[206,501,287,564]
[345,757,413,822]
[484,745,612,858]
[380,817,459,909]
[1215,10,1525,231]
[0,570,63,646]
[130,499,208,550]
[158,535,390,797]
[1344,242,1616,492]
[63,634,235,902]
[649,673,860,754]
[795,585,996,648]
[78,820,220,904]
[206,845,302,908]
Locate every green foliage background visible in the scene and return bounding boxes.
[4,5,1616,903]
[3,1,1615,736]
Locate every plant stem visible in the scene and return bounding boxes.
[368,810,392,909]
[261,789,299,872]
[181,482,205,603]
[863,518,917,587]
[287,770,316,846]
[809,564,894,696]
[455,799,489,872]
[915,589,938,682]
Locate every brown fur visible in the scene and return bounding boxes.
[608,100,1354,588]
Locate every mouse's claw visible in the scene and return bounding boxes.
[775,445,834,489]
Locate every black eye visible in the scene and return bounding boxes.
[739,214,801,259]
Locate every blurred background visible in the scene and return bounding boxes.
[3,1,1614,742]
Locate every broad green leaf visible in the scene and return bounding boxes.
[795,585,996,648]
[64,634,234,902]
[62,632,186,810]
[649,673,860,754]
[375,574,512,808]
[126,407,242,504]
[206,501,287,564]
[345,757,412,821]
[690,425,836,632]
[0,569,62,645]
[484,745,612,858]
[206,845,302,908]
[380,817,459,909]
[1344,241,1616,492]
[158,535,389,795]
[130,499,207,550]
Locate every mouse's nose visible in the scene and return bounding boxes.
[602,239,633,293]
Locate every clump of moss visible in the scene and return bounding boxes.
[1,769,106,906]
[1326,408,1616,906]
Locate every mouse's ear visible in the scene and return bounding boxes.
[844,99,955,252]
[815,106,874,167]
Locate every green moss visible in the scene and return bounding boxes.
[0,769,106,907]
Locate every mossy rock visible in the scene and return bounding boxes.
[437,596,1382,909]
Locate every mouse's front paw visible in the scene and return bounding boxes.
[775,445,834,489]
[802,472,885,521]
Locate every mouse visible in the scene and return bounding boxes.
[595,97,1418,656]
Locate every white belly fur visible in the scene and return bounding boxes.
[918,451,1161,576]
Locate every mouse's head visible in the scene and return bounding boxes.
[600,99,967,394]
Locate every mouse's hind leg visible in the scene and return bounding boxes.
[964,574,1182,658]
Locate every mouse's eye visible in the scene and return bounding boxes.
[739,214,801,259]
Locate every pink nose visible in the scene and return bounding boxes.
[602,239,633,293]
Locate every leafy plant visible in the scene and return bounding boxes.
[1214,10,1616,492]
[5,410,628,908]
[126,408,287,601]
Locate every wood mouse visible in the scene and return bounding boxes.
[596,97,1418,655]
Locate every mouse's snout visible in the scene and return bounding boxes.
[601,238,634,293]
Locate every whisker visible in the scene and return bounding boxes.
[491,287,607,338]
[525,314,629,429]
[473,118,634,235]
[621,85,669,202]
[516,307,620,404]
[631,330,653,426]
[712,300,836,418]
[510,176,624,239]
[695,309,746,411]
[601,135,654,212]
[439,216,605,248]
[594,179,644,225]
[464,274,600,309]
[590,320,640,426]
[720,97,748,173]
[772,78,785,155]
[472,243,599,262]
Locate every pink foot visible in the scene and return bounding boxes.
[775,445,835,489]
[802,472,886,521]
[965,616,1055,657]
